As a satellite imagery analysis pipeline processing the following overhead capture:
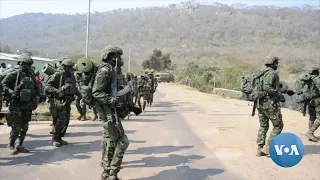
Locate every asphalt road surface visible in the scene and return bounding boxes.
[0,87,240,180]
[1,83,319,180]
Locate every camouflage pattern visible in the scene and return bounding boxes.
[305,70,320,141]
[132,76,139,105]
[256,67,284,150]
[137,76,149,111]
[92,46,129,179]
[45,62,81,147]
[2,54,39,154]
[77,65,99,121]
[74,71,86,120]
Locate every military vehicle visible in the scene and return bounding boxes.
[155,72,174,83]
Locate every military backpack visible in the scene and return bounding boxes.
[242,70,269,101]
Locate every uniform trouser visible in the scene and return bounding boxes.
[309,104,320,133]
[75,97,86,117]
[49,101,57,132]
[51,104,71,139]
[134,91,138,105]
[137,93,147,109]
[92,106,98,118]
[256,104,284,147]
[7,108,32,146]
[308,104,317,129]
[94,102,129,174]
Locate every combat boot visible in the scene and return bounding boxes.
[107,170,120,180]
[16,145,30,153]
[17,137,30,153]
[306,122,319,142]
[8,143,19,155]
[82,115,87,121]
[262,145,270,155]
[306,131,318,142]
[52,136,62,147]
[59,137,68,145]
[101,170,110,180]
[256,145,267,156]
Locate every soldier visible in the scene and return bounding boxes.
[77,59,99,121]
[75,70,87,121]
[49,58,64,129]
[295,68,319,142]
[256,56,285,156]
[147,72,157,105]
[2,53,40,154]
[137,75,148,111]
[126,72,135,105]
[133,75,139,105]
[305,67,320,142]
[92,45,129,180]
[45,58,81,147]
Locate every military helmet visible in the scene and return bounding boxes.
[101,45,123,60]
[264,56,279,65]
[18,53,33,64]
[34,70,40,76]
[61,58,74,67]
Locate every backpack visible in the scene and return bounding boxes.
[80,66,99,105]
[241,73,255,94]
[243,70,269,101]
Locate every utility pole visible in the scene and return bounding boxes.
[128,48,131,72]
[85,0,91,58]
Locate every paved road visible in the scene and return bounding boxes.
[0,89,241,180]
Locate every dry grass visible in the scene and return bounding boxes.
[1,103,96,122]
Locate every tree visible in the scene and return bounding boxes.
[142,49,173,71]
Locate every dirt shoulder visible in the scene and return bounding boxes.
[158,83,320,180]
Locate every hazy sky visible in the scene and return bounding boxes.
[0,0,319,19]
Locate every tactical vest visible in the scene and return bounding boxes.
[57,72,77,103]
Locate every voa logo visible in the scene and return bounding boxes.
[274,145,300,156]
[269,132,304,168]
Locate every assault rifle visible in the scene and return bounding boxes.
[251,83,295,117]
[111,57,120,126]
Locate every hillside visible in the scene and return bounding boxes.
[0,3,319,69]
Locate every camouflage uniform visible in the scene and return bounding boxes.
[78,65,99,121]
[132,75,139,105]
[137,76,148,111]
[49,59,64,130]
[2,53,39,155]
[256,56,284,156]
[75,71,87,120]
[305,68,320,142]
[92,45,129,180]
[45,59,81,147]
